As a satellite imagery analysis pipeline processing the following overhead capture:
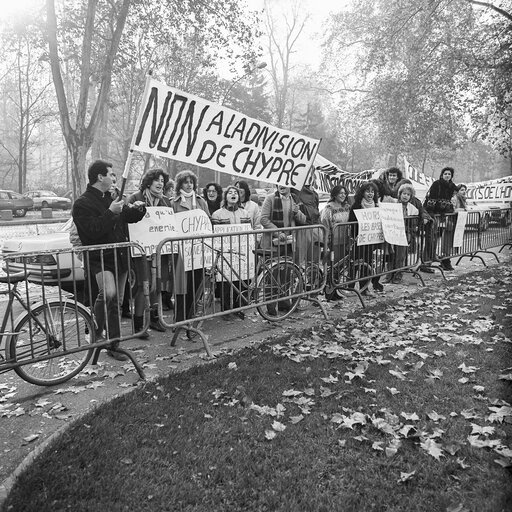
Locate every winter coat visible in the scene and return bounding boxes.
[168,194,210,295]
[320,201,351,260]
[260,191,306,250]
[72,184,146,274]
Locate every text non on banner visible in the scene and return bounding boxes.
[133,79,320,190]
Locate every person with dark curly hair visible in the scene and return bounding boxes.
[128,168,173,337]
[203,182,223,215]
[348,181,383,297]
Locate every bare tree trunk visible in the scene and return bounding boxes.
[46,0,131,196]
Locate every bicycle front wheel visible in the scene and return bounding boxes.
[7,300,94,386]
[256,260,303,321]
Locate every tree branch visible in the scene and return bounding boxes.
[466,0,512,22]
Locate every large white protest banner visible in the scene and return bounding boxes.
[378,203,408,246]
[128,208,213,271]
[465,176,512,203]
[213,224,255,282]
[354,208,385,246]
[453,211,468,248]
[132,78,320,190]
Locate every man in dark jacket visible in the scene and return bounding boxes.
[73,160,146,360]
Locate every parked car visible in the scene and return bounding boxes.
[23,190,72,210]
[2,218,137,293]
[0,189,34,217]
[2,218,83,290]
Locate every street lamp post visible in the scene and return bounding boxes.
[214,62,267,186]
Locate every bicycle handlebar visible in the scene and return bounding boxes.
[0,271,30,284]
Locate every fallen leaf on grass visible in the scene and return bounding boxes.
[372,441,384,451]
[265,430,277,440]
[494,457,512,468]
[487,405,512,423]
[397,470,415,483]
[457,458,470,469]
[282,389,302,397]
[22,434,39,444]
[427,411,446,422]
[420,438,444,460]
[467,436,501,449]
[289,415,304,424]
[401,412,419,421]
[470,424,495,436]
[386,387,400,395]
[458,363,479,374]
[272,421,286,432]
[120,458,133,465]
[389,369,408,380]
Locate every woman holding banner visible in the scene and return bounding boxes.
[170,170,211,327]
[128,168,173,337]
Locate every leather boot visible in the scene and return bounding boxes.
[134,316,149,340]
[150,308,166,332]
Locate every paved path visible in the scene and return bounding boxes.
[0,246,510,503]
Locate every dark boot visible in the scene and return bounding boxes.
[134,316,149,340]
[150,308,166,332]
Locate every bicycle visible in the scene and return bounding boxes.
[302,239,373,301]
[188,239,304,326]
[0,271,94,386]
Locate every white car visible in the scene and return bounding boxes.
[23,190,72,210]
[2,218,83,290]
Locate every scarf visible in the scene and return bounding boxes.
[178,189,197,209]
[361,197,376,209]
[143,188,163,207]
[271,191,285,228]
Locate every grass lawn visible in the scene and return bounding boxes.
[2,265,512,512]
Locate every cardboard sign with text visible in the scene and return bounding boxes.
[213,224,255,282]
[378,203,408,246]
[453,211,468,248]
[354,208,385,246]
[128,208,213,270]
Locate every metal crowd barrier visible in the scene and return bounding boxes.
[153,225,327,355]
[325,216,424,305]
[422,209,512,271]
[0,241,150,382]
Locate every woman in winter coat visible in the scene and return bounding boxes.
[424,167,457,271]
[127,168,173,337]
[320,184,351,263]
[170,170,210,324]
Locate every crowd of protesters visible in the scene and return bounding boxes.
[72,160,471,356]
